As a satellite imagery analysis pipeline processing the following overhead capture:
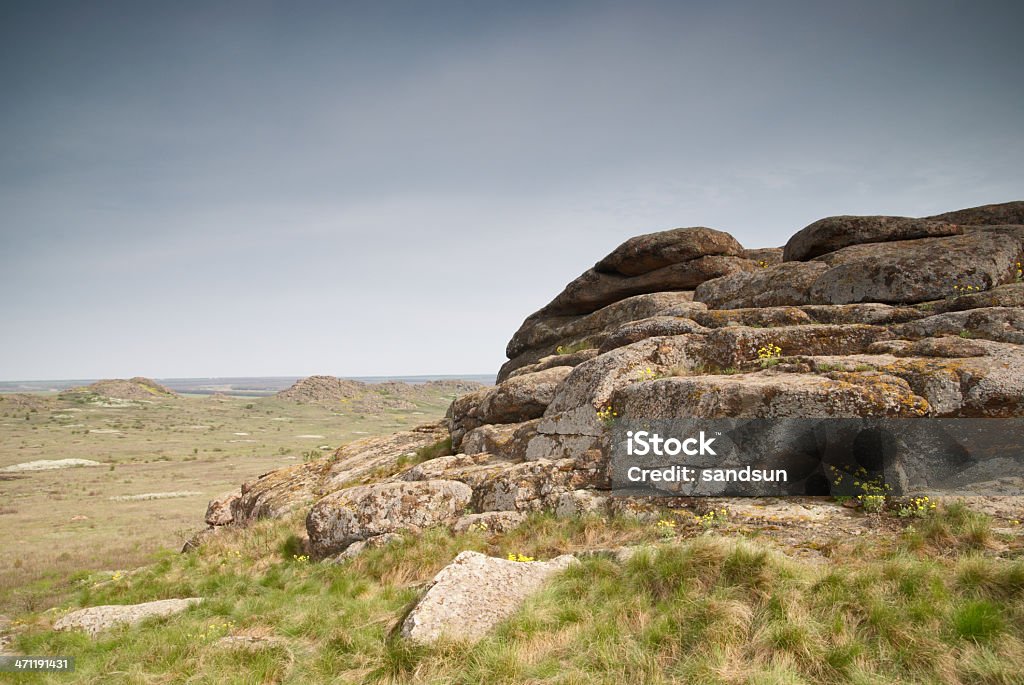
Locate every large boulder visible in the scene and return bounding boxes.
[400,551,575,644]
[698,231,1023,309]
[539,256,752,317]
[594,226,744,275]
[783,216,961,262]
[808,231,1023,305]
[306,480,472,557]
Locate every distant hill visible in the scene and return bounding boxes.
[82,377,178,401]
[276,375,485,411]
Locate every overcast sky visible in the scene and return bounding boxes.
[1,0,1022,381]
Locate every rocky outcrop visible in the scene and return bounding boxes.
[783,216,961,262]
[698,229,1023,309]
[400,551,575,644]
[277,375,484,412]
[54,598,202,636]
[203,200,1024,554]
[595,226,743,275]
[539,257,752,317]
[82,377,177,401]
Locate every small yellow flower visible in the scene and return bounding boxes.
[506,553,535,562]
[757,343,782,367]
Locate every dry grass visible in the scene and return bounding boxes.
[5,506,1024,684]
[0,391,456,615]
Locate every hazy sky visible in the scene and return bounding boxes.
[2,1,1022,380]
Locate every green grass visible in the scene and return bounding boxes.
[555,341,595,355]
[6,506,1024,684]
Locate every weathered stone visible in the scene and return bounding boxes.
[476,367,573,424]
[784,216,962,262]
[612,372,929,419]
[201,199,1024,537]
[595,227,744,276]
[400,551,575,644]
[925,200,1024,226]
[401,453,508,490]
[691,306,814,329]
[554,489,608,517]
[743,247,784,266]
[798,303,924,325]
[507,292,702,360]
[695,262,828,310]
[306,480,472,557]
[538,335,704,439]
[891,307,1024,345]
[871,336,988,359]
[205,491,239,526]
[599,316,707,352]
[325,532,402,563]
[450,368,571,449]
[215,635,288,650]
[461,419,539,459]
[54,598,202,636]
[700,324,891,368]
[916,284,1024,315]
[233,461,329,524]
[539,256,752,317]
[324,422,451,490]
[229,423,452,524]
[471,459,578,512]
[809,232,1023,305]
[505,349,600,379]
[876,342,1024,416]
[448,389,492,448]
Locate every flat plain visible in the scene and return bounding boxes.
[0,388,459,614]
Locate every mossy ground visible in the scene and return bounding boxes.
[6,504,1024,684]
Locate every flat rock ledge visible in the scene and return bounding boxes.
[401,551,575,644]
[54,598,202,636]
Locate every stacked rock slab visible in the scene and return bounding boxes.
[197,202,1024,559]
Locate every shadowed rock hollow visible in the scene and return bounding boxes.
[194,200,1024,560]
